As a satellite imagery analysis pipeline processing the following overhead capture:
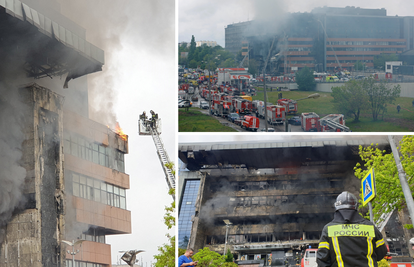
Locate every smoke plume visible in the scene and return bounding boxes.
[0,83,29,243]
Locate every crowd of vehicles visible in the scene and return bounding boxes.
[179,67,355,132]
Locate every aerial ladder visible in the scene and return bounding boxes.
[138,111,175,198]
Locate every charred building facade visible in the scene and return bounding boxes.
[225,6,413,73]
[178,137,403,265]
[0,1,130,267]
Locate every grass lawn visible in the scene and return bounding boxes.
[253,88,414,132]
[179,108,237,132]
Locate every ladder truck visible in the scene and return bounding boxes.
[138,110,175,198]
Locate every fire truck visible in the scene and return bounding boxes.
[252,100,263,113]
[234,99,252,114]
[301,113,350,132]
[218,100,232,117]
[277,98,298,114]
[241,115,259,131]
[318,114,349,132]
[301,249,317,267]
[266,105,286,125]
[301,112,319,132]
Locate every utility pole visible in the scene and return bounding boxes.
[388,135,414,226]
[262,36,277,132]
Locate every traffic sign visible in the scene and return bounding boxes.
[362,168,376,206]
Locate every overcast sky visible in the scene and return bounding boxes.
[60,0,176,265]
[179,0,414,47]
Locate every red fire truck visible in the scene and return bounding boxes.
[218,100,232,117]
[301,113,350,132]
[301,249,317,267]
[301,112,319,132]
[241,115,260,131]
[234,99,252,114]
[266,105,286,125]
[277,98,298,114]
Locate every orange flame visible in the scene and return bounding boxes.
[115,122,127,141]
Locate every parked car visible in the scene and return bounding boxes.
[178,99,192,108]
[260,128,275,132]
[288,116,301,125]
[200,101,209,109]
[234,115,244,126]
[227,113,239,123]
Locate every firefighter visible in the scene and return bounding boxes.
[150,110,157,128]
[397,104,401,113]
[316,191,387,267]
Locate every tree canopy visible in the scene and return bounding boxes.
[353,136,414,226]
[295,67,316,91]
[154,163,176,267]
[192,247,225,267]
[331,77,401,121]
[373,53,399,71]
[331,80,369,122]
[179,36,241,70]
[362,77,401,121]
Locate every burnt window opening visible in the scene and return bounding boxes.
[63,131,125,173]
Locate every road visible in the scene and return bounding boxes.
[192,94,303,132]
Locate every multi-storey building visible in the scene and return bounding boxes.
[225,6,414,73]
[178,136,414,264]
[0,1,131,267]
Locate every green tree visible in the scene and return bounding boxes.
[224,249,233,262]
[373,54,399,71]
[331,80,369,122]
[193,247,225,267]
[221,58,237,68]
[188,35,196,62]
[189,59,198,69]
[354,60,365,72]
[154,163,176,267]
[362,77,401,121]
[353,136,414,226]
[295,67,316,91]
[248,59,258,76]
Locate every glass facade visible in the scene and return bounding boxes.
[69,171,127,210]
[64,131,125,172]
[178,180,200,249]
[65,261,104,267]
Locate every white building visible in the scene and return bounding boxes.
[196,40,218,47]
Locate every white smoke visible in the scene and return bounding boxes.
[0,83,28,243]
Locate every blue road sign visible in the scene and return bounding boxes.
[362,168,376,206]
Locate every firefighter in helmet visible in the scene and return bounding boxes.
[316,191,387,267]
[149,110,157,129]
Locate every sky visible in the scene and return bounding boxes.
[179,0,414,47]
[58,0,176,265]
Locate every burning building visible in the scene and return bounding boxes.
[0,1,130,267]
[178,136,413,265]
[225,6,413,73]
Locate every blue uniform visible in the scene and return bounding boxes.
[178,255,193,267]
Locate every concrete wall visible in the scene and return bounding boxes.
[0,84,65,267]
[268,82,414,98]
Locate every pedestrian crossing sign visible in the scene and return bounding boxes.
[362,168,376,206]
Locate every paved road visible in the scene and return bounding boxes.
[194,96,303,132]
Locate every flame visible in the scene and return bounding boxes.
[115,122,128,141]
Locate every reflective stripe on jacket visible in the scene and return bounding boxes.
[317,212,387,267]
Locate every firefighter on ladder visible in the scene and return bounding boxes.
[150,110,157,129]
[317,191,387,267]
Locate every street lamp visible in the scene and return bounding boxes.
[61,239,86,267]
[223,220,232,255]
